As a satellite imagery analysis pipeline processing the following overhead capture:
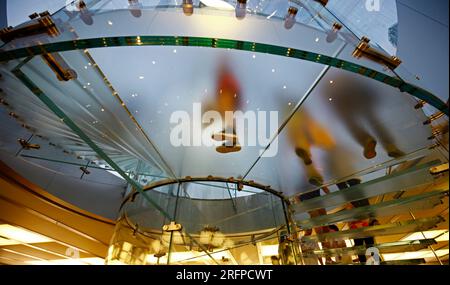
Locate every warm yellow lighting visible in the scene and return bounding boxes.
[200,0,234,10]
[401,230,449,241]
[0,237,18,246]
[260,244,279,256]
[436,232,449,242]
[26,257,105,265]
[0,224,53,244]
[145,249,236,265]
[382,249,449,261]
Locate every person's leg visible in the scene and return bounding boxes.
[305,165,324,186]
[295,133,313,165]
[353,238,367,263]
[346,179,371,208]
[340,114,378,159]
[365,108,404,158]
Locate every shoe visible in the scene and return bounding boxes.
[308,175,323,187]
[363,138,377,159]
[212,132,237,143]
[295,147,313,165]
[216,143,241,154]
[386,144,405,158]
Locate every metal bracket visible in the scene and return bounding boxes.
[17,138,40,150]
[41,52,77,81]
[162,221,182,232]
[0,11,59,43]
[313,0,328,6]
[352,37,402,70]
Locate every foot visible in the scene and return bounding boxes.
[363,139,377,159]
[212,132,237,143]
[386,144,405,158]
[308,175,323,187]
[216,143,241,154]
[295,147,313,165]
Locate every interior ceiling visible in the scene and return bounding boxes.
[5,0,399,56]
[0,1,448,265]
[0,1,435,199]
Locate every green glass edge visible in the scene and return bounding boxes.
[0,35,447,115]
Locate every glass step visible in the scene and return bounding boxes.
[381,259,426,265]
[297,189,449,229]
[293,160,441,213]
[303,239,437,257]
[302,216,445,242]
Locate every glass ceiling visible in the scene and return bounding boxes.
[0,0,446,200]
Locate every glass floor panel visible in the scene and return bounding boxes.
[292,160,440,213]
[302,216,446,242]
[303,239,437,258]
[297,189,449,229]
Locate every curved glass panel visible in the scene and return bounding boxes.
[105,181,292,265]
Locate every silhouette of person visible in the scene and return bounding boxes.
[205,61,243,154]
[286,108,335,186]
[321,73,404,160]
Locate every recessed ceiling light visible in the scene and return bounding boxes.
[139,76,144,80]
[0,224,53,244]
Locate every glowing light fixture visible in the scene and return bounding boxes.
[401,230,449,242]
[0,224,53,244]
[382,249,449,261]
[260,244,279,256]
[235,0,247,19]
[200,0,234,10]
[284,7,298,30]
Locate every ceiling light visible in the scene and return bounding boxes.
[382,249,449,261]
[284,7,298,30]
[201,0,234,10]
[235,0,247,19]
[26,257,105,265]
[260,244,278,256]
[0,236,18,246]
[183,0,194,16]
[0,224,53,244]
[401,230,448,241]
